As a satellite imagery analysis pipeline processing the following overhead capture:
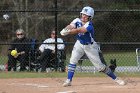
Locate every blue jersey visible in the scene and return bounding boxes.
[70,18,95,45]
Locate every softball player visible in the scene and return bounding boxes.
[60,6,126,87]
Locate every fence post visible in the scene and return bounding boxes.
[136,48,140,68]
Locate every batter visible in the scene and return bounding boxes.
[60,6,126,87]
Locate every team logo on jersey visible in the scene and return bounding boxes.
[78,33,85,36]
[76,22,82,28]
[84,9,88,13]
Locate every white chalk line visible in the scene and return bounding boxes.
[8,83,77,93]
[56,91,76,93]
[8,83,49,88]
[102,85,128,88]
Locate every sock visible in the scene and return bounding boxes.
[104,68,116,80]
[67,64,76,81]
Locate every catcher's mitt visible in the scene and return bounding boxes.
[109,59,117,72]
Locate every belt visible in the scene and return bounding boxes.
[82,42,93,45]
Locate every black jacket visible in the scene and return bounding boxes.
[9,37,30,54]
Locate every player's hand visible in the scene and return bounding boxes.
[19,51,25,55]
[60,28,70,36]
[13,53,19,58]
[13,51,25,58]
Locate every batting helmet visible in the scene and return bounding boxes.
[80,6,94,19]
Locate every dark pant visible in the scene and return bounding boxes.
[98,50,107,65]
[8,54,28,71]
[36,49,54,72]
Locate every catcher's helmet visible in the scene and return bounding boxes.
[80,6,94,19]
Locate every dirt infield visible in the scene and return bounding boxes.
[0,77,139,93]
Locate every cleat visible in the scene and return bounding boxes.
[114,78,126,86]
[63,79,71,87]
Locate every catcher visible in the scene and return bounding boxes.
[7,29,30,71]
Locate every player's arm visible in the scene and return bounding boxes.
[69,27,87,34]
[65,24,75,30]
[39,40,47,53]
[60,25,87,36]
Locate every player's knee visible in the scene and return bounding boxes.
[98,65,106,72]
[70,61,76,64]
[70,58,79,64]
[100,66,111,74]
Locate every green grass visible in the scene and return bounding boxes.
[0,56,8,64]
[0,51,138,66]
[0,72,140,79]
[0,51,138,79]
[104,52,137,66]
[0,72,67,78]
[67,51,137,66]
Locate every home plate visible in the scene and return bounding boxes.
[56,91,76,93]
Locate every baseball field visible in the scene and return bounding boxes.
[0,72,139,93]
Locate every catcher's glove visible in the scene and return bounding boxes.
[109,59,117,72]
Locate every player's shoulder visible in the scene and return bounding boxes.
[46,38,51,40]
[44,38,51,42]
[71,18,82,25]
[89,21,94,25]
[57,38,64,41]
[13,38,19,42]
[57,37,61,39]
[75,18,80,20]
[73,18,81,21]
[85,21,94,27]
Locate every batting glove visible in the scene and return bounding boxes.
[60,28,70,36]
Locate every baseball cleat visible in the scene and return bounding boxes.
[114,78,126,85]
[63,79,71,87]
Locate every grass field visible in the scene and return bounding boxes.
[0,51,137,66]
[0,51,138,79]
[0,56,8,64]
[0,52,137,72]
[67,51,137,66]
[0,71,140,79]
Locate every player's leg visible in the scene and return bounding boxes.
[18,55,27,71]
[98,50,118,79]
[8,54,17,71]
[35,49,52,72]
[63,41,84,87]
[99,50,117,72]
[85,45,116,79]
[98,50,107,65]
[85,44,125,85]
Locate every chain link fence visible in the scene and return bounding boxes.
[0,0,140,73]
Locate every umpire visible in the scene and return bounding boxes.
[7,29,30,71]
